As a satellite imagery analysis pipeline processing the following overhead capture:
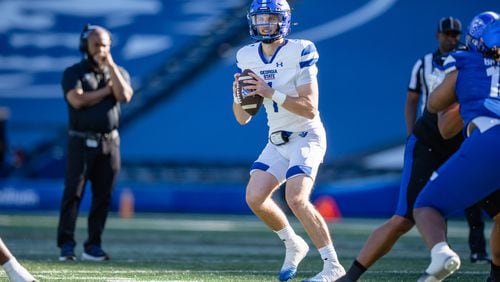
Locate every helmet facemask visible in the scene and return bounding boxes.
[249,13,286,43]
[481,21,500,60]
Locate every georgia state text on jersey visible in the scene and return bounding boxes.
[443,50,500,126]
[236,39,323,133]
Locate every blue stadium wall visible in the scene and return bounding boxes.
[0,177,401,217]
[119,0,500,163]
[2,0,499,163]
[1,0,499,217]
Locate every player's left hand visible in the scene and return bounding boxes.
[245,72,274,99]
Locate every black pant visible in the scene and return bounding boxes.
[398,136,447,222]
[465,203,486,254]
[57,134,120,249]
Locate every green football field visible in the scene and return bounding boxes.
[0,213,492,281]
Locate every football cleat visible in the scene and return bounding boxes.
[417,254,460,282]
[301,263,346,282]
[278,235,309,281]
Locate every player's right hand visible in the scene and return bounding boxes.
[233,73,241,104]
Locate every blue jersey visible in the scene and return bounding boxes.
[443,51,500,126]
[415,51,500,217]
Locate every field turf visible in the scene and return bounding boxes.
[0,213,492,281]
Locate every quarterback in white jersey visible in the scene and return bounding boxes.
[231,1,345,281]
[236,39,324,133]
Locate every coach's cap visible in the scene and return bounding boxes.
[438,17,462,33]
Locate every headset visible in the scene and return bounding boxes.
[79,23,112,54]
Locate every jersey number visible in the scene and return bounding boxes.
[487,66,500,97]
[268,82,279,112]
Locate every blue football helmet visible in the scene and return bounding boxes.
[247,0,291,42]
[465,11,499,51]
[482,20,500,51]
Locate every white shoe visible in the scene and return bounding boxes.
[278,235,309,281]
[302,263,346,282]
[417,249,460,282]
[6,266,37,282]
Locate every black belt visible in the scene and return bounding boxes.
[68,129,118,140]
[269,130,309,145]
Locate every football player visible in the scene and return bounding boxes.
[337,14,497,282]
[231,0,345,281]
[413,13,500,282]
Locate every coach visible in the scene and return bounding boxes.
[57,24,133,261]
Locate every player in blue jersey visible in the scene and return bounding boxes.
[231,0,345,281]
[0,238,36,281]
[338,16,490,282]
[405,16,489,263]
[414,14,500,281]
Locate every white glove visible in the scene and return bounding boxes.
[427,68,446,93]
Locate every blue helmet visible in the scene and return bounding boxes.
[482,20,500,52]
[247,0,291,42]
[465,11,499,51]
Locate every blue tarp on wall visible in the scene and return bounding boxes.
[0,177,401,217]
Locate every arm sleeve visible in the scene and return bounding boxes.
[296,41,319,86]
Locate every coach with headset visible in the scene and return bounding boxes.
[57,24,133,262]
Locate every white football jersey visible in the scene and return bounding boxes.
[236,39,324,133]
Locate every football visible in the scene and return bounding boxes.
[237,69,263,116]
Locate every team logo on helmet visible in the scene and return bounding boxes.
[466,11,499,52]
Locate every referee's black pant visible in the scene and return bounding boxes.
[57,134,120,249]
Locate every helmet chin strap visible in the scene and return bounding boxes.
[262,37,281,44]
[260,28,281,44]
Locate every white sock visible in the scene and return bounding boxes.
[275,226,297,247]
[319,244,340,265]
[3,257,35,281]
[431,241,450,255]
[3,257,19,274]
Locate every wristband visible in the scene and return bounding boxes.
[272,90,287,105]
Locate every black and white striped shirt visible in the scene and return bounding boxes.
[408,49,447,115]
